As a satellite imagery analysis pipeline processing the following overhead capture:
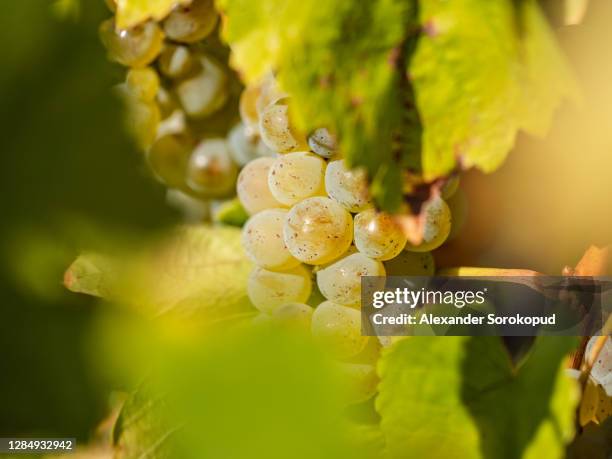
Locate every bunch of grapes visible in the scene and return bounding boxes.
[237,77,458,404]
[100,0,273,220]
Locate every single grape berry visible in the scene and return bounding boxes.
[175,56,228,118]
[147,133,193,188]
[158,44,194,79]
[316,252,385,306]
[353,209,407,260]
[308,128,337,158]
[163,0,218,43]
[268,152,327,206]
[242,209,300,271]
[237,157,285,215]
[99,19,164,68]
[283,197,353,265]
[247,265,312,314]
[259,102,306,153]
[325,160,372,212]
[311,301,368,359]
[405,197,452,252]
[186,138,237,198]
[126,67,160,101]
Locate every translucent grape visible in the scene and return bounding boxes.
[311,301,368,359]
[384,251,435,276]
[237,157,285,215]
[176,56,228,118]
[446,188,468,240]
[239,83,261,136]
[272,303,314,331]
[247,265,312,314]
[126,67,160,101]
[354,209,407,260]
[185,138,237,198]
[308,128,337,158]
[227,123,260,166]
[162,0,218,43]
[325,160,372,212]
[336,363,378,404]
[156,86,180,119]
[316,252,385,306]
[268,152,326,206]
[242,209,300,271]
[123,96,161,150]
[158,44,194,79]
[147,133,192,188]
[405,197,452,252]
[283,197,353,265]
[99,19,164,68]
[256,74,288,114]
[259,102,306,153]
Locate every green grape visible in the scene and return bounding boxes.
[316,252,385,306]
[259,102,307,153]
[336,363,378,404]
[156,86,180,119]
[239,83,262,136]
[283,197,353,265]
[325,160,372,212]
[441,175,460,199]
[175,56,228,118]
[268,152,327,206]
[185,138,237,198]
[272,302,314,331]
[156,109,186,138]
[446,188,468,240]
[158,44,194,79]
[242,209,300,271]
[237,157,285,215]
[147,133,192,188]
[247,265,312,314]
[405,197,452,252]
[256,74,288,114]
[126,67,160,101]
[354,209,407,261]
[308,128,337,158]
[311,301,368,359]
[122,94,161,150]
[227,123,260,167]
[99,19,164,68]
[163,0,218,43]
[384,251,435,276]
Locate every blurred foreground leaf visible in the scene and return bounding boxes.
[65,225,253,318]
[376,336,578,458]
[113,327,367,459]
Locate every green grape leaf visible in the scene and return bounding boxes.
[218,0,575,208]
[376,336,579,459]
[115,0,190,30]
[412,0,577,179]
[65,225,253,318]
[111,328,368,459]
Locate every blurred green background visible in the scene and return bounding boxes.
[0,0,175,440]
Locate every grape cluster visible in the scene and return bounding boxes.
[237,77,456,404]
[100,0,273,219]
